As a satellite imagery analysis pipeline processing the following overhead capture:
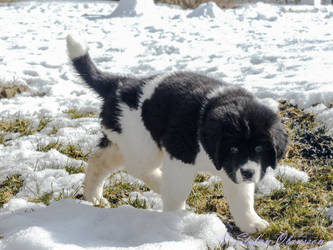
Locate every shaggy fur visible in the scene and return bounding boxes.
[66,34,288,234]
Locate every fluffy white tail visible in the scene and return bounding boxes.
[66,34,88,60]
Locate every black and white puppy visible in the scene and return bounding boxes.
[67,35,288,234]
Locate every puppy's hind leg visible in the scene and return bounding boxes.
[83,141,123,206]
[138,167,163,194]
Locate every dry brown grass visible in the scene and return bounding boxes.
[0,175,24,208]
[0,83,28,99]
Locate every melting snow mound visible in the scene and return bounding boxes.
[111,0,155,17]
[187,2,224,18]
[256,165,309,196]
[0,199,228,250]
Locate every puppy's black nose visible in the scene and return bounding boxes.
[240,168,255,180]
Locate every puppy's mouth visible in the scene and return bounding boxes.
[234,175,259,184]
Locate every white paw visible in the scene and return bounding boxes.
[235,213,269,234]
[92,197,110,207]
[84,192,110,207]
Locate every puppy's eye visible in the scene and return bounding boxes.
[255,145,263,153]
[230,147,239,154]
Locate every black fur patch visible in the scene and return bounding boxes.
[142,72,223,164]
[119,78,146,110]
[100,90,122,133]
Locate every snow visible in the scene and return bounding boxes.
[110,0,156,18]
[0,0,332,249]
[127,191,163,210]
[0,199,227,250]
[256,168,284,196]
[257,165,309,196]
[187,2,224,18]
[311,241,333,250]
[275,165,309,183]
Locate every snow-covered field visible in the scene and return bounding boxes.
[0,0,333,249]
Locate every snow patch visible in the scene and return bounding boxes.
[256,168,284,196]
[0,198,45,216]
[275,165,309,183]
[128,191,163,210]
[256,165,309,196]
[187,2,224,18]
[111,0,156,17]
[311,241,333,250]
[0,199,228,250]
[248,3,279,22]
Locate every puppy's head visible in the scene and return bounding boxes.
[200,95,288,184]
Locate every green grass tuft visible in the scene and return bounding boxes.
[64,109,96,119]
[48,126,59,136]
[128,194,148,209]
[102,173,149,208]
[37,141,89,162]
[0,119,34,136]
[37,117,51,132]
[0,117,51,146]
[0,133,6,146]
[65,165,86,175]
[29,191,54,206]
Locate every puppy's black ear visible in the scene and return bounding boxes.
[200,118,224,170]
[269,122,289,168]
[262,142,277,169]
[213,138,223,170]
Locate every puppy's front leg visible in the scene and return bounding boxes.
[220,171,269,234]
[161,154,196,211]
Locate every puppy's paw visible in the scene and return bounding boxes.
[235,213,269,234]
[92,197,110,208]
[84,192,110,207]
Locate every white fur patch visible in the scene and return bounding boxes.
[66,34,88,60]
[103,103,161,174]
[207,85,239,99]
[161,152,197,211]
[139,73,173,105]
[235,169,243,184]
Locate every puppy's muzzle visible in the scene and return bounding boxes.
[240,168,255,180]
